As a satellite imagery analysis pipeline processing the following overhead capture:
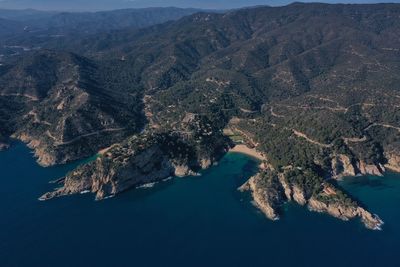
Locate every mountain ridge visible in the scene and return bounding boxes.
[1,3,400,230]
[0,0,398,11]
[0,6,205,58]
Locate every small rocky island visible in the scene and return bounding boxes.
[1,3,399,230]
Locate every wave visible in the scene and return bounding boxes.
[137,182,157,189]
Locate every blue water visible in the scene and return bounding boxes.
[1,142,399,267]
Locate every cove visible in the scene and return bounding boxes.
[0,142,399,267]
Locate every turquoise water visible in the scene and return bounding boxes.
[1,142,399,267]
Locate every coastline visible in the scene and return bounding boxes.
[229,144,266,161]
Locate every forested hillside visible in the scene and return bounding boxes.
[1,3,400,229]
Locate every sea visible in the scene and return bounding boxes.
[1,142,399,267]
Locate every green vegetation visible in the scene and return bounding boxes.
[1,3,400,218]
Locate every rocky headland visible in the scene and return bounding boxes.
[240,161,385,230]
[40,114,231,201]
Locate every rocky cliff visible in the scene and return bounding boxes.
[331,154,385,179]
[331,154,357,179]
[384,146,400,173]
[40,143,175,200]
[308,197,383,230]
[240,165,384,230]
[239,171,286,221]
[40,115,230,201]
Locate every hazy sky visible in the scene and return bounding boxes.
[0,0,398,11]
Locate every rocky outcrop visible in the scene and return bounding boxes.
[40,129,230,201]
[14,133,72,167]
[308,197,384,230]
[292,185,307,206]
[278,173,292,201]
[331,154,385,179]
[356,160,384,176]
[240,165,384,230]
[0,142,9,151]
[384,149,400,173]
[239,172,286,221]
[331,154,356,179]
[14,133,56,167]
[172,163,198,177]
[40,144,178,200]
[200,158,212,169]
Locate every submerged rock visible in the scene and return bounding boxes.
[0,142,9,151]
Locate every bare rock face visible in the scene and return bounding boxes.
[359,208,384,230]
[200,158,212,169]
[173,163,198,177]
[239,172,286,221]
[278,174,292,201]
[356,161,384,176]
[331,154,356,179]
[308,197,383,230]
[308,197,357,221]
[331,154,385,179]
[384,150,400,172]
[14,133,55,167]
[14,132,76,167]
[292,185,307,206]
[173,164,191,177]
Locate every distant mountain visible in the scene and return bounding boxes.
[0,7,201,32]
[0,0,399,10]
[0,9,56,20]
[30,7,202,34]
[0,7,202,57]
[1,3,400,229]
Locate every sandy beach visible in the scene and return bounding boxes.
[229,144,266,161]
[98,144,118,155]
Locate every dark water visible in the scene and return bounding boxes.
[1,143,399,267]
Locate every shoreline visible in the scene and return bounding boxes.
[98,144,117,155]
[229,144,266,161]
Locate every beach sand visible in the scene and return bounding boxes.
[229,144,266,161]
